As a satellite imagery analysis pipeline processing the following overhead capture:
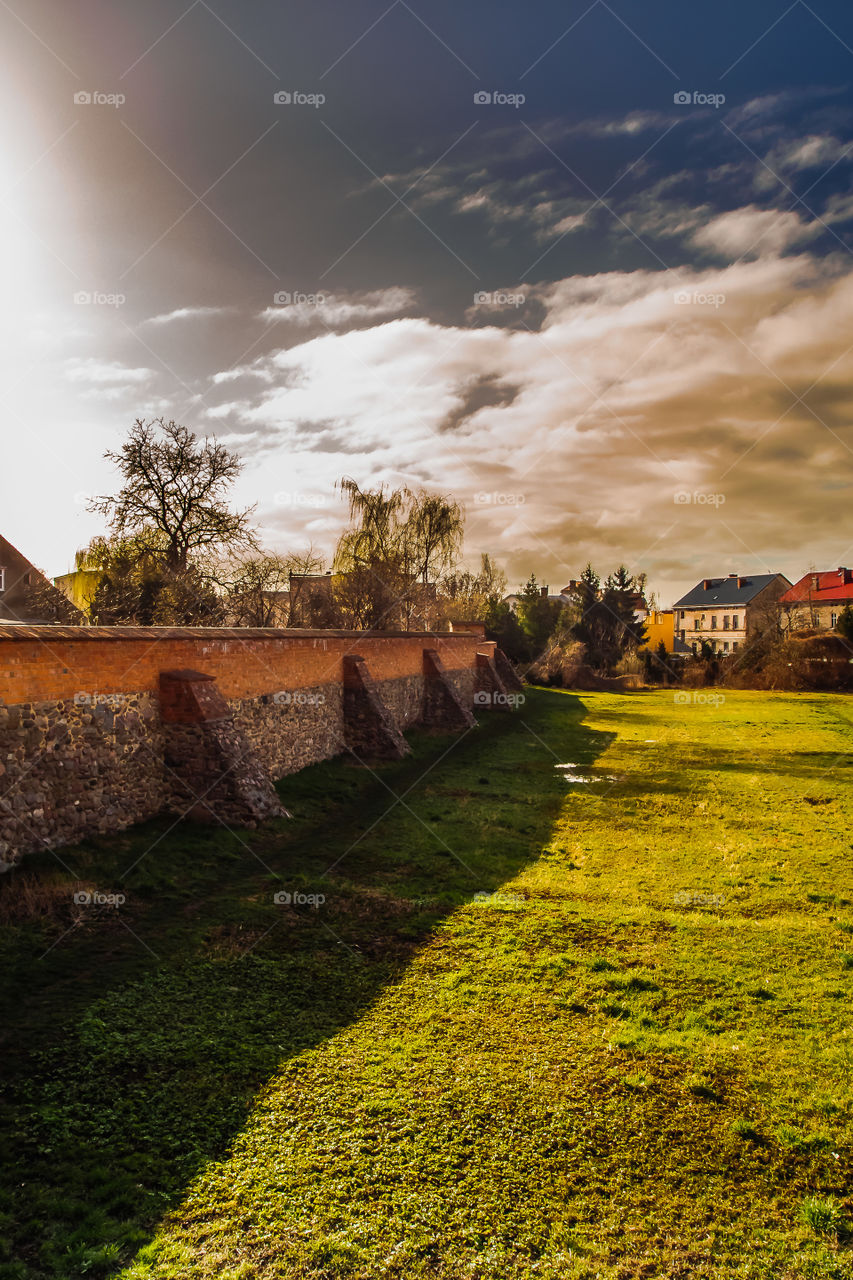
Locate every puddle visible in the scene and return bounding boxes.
[554,763,619,784]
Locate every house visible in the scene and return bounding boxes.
[0,533,80,625]
[53,567,103,615]
[503,585,572,612]
[672,572,792,656]
[641,610,692,659]
[778,568,853,633]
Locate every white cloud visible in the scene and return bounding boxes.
[693,206,821,258]
[219,239,853,602]
[260,287,417,329]
[63,358,154,393]
[143,306,230,326]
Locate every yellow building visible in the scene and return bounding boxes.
[641,609,676,652]
[53,569,102,616]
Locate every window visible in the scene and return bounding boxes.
[692,641,698,654]
[680,629,685,642]
[732,642,739,652]
[711,616,717,630]
[723,641,729,653]
[0,566,4,592]
[679,610,685,620]
[732,615,739,629]
[723,616,730,629]
[831,612,838,628]
[694,618,700,630]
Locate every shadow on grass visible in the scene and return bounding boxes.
[0,690,613,1280]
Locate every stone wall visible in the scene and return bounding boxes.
[0,693,165,869]
[0,627,502,869]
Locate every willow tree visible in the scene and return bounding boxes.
[333,479,464,630]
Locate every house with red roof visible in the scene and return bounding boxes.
[778,567,853,633]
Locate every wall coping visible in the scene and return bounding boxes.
[0,625,490,643]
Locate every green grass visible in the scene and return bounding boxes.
[1,688,852,1278]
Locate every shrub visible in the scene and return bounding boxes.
[799,1196,849,1239]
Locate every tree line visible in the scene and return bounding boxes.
[25,418,649,675]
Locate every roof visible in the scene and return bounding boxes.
[778,569,853,606]
[673,574,788,609]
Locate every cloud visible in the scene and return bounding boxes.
[223,239,853,602]
[260,287,418,328]
[692,206,821,258]
[143,306,231,326]
[63,358,154,399]
[438,374,521,432]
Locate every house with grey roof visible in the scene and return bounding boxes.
[672,572,791,656]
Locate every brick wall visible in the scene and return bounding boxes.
[0,628,496,868]
[0,627,490,705]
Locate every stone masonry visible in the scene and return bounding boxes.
[0,627,516,867]
[160,670,287,828]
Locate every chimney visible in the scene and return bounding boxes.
[838,567,849,581]
[703,578,713,590]
[540,586,548,599]
[728,572,737,578]
[737,577,748,588]
[812,574,820,591]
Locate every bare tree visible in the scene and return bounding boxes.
[91,419,257,573]
[222,553,292,627]
[437,553,507,627]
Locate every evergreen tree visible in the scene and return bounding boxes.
[517,575,563,659]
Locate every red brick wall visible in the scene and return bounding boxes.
[0,627,495,705]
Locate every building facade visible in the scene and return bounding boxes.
[0,534,72,624]
[672,573,792,656]
[778,568,853,632]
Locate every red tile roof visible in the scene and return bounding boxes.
[779,568,853,605]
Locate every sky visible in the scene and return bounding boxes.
[2,0,853,603]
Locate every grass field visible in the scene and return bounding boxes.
[1,687,852,1279]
